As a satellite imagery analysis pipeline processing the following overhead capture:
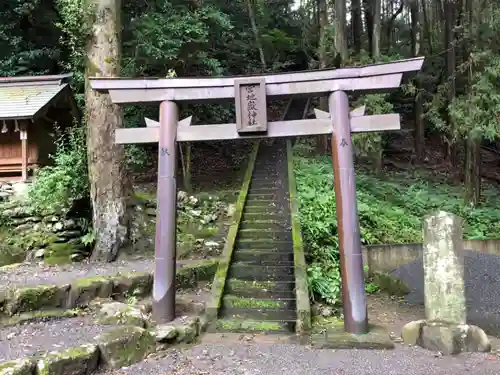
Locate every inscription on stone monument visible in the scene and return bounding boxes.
[235,77,267,133]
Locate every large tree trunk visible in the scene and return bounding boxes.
[317,0,329,154]
[363,0,374,56]
[443,0,457,166]
[371,0,381,60]
[246,0,267,70]
[351,0,363,54]
[85,0,131,262]
[370,0,383,173]
[421,0,433,54]
[463,0,480,205]
[335,0,348,63]
[410,0,425,164]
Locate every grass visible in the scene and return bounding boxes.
[292,141,500,305]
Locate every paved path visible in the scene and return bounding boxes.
[393,249,500,336]
[99,338,500,375]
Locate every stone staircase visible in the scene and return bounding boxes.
[215,139,297,333]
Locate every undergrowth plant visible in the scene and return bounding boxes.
[28,123,89,215]
[293,141,500,306]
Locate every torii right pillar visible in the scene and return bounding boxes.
[329,90,368,335]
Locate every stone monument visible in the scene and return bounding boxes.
[401,211,491,355]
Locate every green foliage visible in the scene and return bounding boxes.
[293,142,500,304]
[28,125,89,215]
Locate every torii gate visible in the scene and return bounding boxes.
[90,57,424,335]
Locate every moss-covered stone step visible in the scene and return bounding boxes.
[222,295,294,310]
[244,199,277,208]
[232,250,293,265]
[237,229,292,241]
[220,307,297,321]
[212,318,293,333]
[246,188,278,196]
[228,263,294,281]
[224,279,295,299]
[249,180,277,189]
[239,219,284,231]
[241,212,285,222]
[246,192,277,200]
[236,239,292,250]
[0,260,219,316]
[242,206,281,215]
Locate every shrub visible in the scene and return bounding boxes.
[28,124,89,214]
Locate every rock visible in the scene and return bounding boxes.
[57,231,82,239]
[205,241,219,248]
[0,358,35,375]
[98,301,147,327]
[466,325,492,352]
[52,222,64,232]
[401,320,425,346]
[112,272,153,298]
[13,223,34,232]
[36,344,99,375]
[226,204,236,217]
[176,316,200,343]
[416,321,491,355]
[421,323,461,355]
[320,306,334,317]
[153,325,178,342]
[68,277,114,307]
[96,326,156,369]
[177,191,188,201]
[190,210,201,217]
[34,249,46,259]
[5,284,68,315]
[70,253,85,262]
[188,196,198,205]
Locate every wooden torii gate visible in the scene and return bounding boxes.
[90,57,424,335]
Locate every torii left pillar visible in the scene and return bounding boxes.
[153,100,178,323]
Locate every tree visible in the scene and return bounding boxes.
[85,0,131,262]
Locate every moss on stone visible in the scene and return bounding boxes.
[69,276,114,307]
[286,140,311,334]
[216,318,283,332]
[44,243,77,265]
[97,326,156,369]
[176,259,219,289]
[311,315,345,334]
[6,284,66,315]
[37,344,99,375]
[224,296,281,309]
[0,308,81,327]
[308,323,395,350]
[0,358,35,375]
[371,271,410,297]
[113,272,153,298]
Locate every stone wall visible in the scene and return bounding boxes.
[362,238,500,275]
[0,201,88,265]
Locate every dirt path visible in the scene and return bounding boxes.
[0,257,213,290]
[0,316,114,361]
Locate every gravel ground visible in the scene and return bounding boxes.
[392,250,500,336]
[0,317,114,361]
[98,341,500,375]
[0,258,207,290]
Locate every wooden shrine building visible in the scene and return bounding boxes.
[0,74,79,181]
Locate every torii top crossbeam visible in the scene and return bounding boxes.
[90,57,424,104]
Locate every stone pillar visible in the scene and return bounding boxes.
[423,211,465,324]
[402,210,491,355]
